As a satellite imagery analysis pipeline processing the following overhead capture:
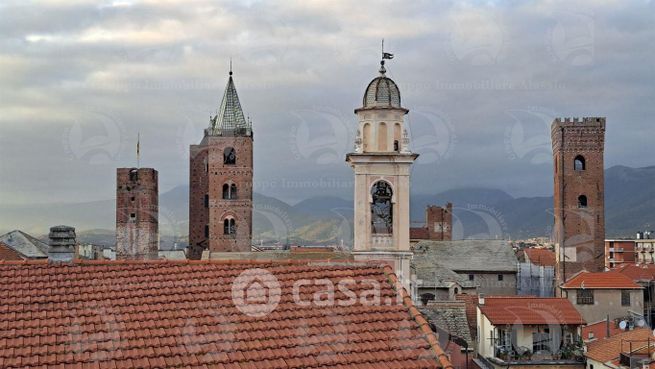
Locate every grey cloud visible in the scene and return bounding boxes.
[1,0,654,211]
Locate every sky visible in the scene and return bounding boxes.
[1,0,654,206]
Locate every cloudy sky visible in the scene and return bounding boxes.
[1,0,654,207]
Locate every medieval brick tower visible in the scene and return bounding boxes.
[346,59,417,289]
[188,70,253,259]
[116,167,159,259]
[552,117,606,287]
[426,203,453,241]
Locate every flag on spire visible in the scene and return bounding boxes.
[382,39,394,59]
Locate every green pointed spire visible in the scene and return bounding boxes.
[207,69,251,136]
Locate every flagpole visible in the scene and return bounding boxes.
[137,132,140,169]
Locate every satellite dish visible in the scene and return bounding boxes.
[637,318,646,327]
[619,321,628,330]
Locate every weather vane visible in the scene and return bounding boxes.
[381,39,394,62]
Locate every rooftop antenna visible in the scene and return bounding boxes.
[229,57,233,76]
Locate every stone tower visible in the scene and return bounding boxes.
[426,203,453,241]
[116,167,159,259]
[188,70,253,259]
[551,117,606,287]
[346,60,417,290]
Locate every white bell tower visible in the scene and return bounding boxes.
[346,59,417,290]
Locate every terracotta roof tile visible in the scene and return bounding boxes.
[616,264,655,282]
[561,271,643,289]
[522,248,556,267]
[582,319,623,342]
[479,296,585,325]
[0,260,450,369]
[586,328,654,363]
[0,242,24,261]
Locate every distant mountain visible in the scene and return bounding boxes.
[2,165,654,245]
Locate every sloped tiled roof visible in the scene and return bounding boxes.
[561,271,642,289]
[523,248,556,267]
[586,328,654,363]
[479,296,585,325]
[615,263,655,282]
[420,301,473,348]
[413,240,517,273]
[0,242,24,260]
[455,294,478,339]
[0,259,452,369]
[582,319,623,342]
[0,230,48,258]
[415,264,477,289]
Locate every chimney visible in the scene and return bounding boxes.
[478,293,485,306]
[48,225,76,262]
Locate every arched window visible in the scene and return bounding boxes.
[222,183,237,199]
[363,123,371,152]
[578,195,588,208]
[393,123,401,152]
[223,218,236,235]
[224,147,236,165]
[378,123,388,151]
[371,181,393,234]
[574,155,585,171]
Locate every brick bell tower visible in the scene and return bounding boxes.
[188,68,253,259]
[552,117,606,288]
[346,58,417,290]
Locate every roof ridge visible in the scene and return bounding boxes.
[0,258,387,267]
[382,265,454,369]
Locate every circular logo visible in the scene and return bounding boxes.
[231,268,281,318]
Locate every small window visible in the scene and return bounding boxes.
[224,218,236,235]
[574,155,586,171]
[204,224,209,238]
[589,365,594,369]
[498,274,504,281]
[224,147,236,165]
[577,289,594,305]
[621,290,631,306]
[393,140,399,152]
[578,195,588,208]
[223,183,237,200]
[130,213,136,219]
[130,196,135,202]
[204,194,209,208]
[420,293,435,305]
[468,274,474,281]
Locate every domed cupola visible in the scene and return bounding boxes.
[358,61,406,112]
